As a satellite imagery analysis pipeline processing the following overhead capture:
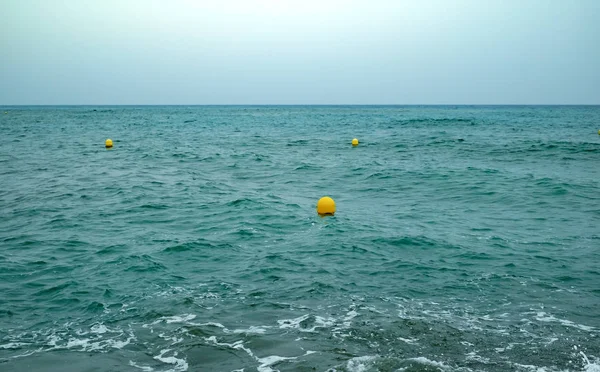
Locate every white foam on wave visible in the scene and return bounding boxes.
[256,351,316,372]
[256,355,297,372]
[91,324,109,334]
[129,360,155,372]
[363,305,386,315]
[46,334,61,347]
[277,314,310,330]
[186,321,226,329]
[344,355,378,372]
[341,309,359,328]
[154,286,192,299]
[465,351,490,364]
[196,291,220,300]
[6,347,41,359]
[66,338,91,349]
[535,312,595,332]
[205,335,255,357]
[581,352,600,372]
[151,314,270,338]
[108,336,134,349]
[495,342,519,353]
[62,332,136,352]
[205,335,314,372]
[277,314,337,332]
[0,342,30,349]
[158,332,184,344]
[511,363,553,371]
[40,326,136,353]
[397,337,418,344]
[152,314,197,325]
[163,316,243,335]
[585,362,600,372]
[154,348,189,372]
[233,326,270,335]
[313,316,337,330]
[405,357,451,370]
[277,307,358,335]
[510,353,600,372]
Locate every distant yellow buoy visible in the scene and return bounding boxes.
[317,196,336,216]
[352,138,359,146]
[598,130,600,135]
[105,139,113,148]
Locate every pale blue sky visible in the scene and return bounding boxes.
[1,0,599,104]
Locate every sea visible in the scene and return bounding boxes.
[0,105,599,372]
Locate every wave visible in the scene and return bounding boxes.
[490,140,600,156]
[390,117,479,126]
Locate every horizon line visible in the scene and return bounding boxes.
[2,103,599,107]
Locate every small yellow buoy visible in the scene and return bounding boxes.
[317,196,336,216]
[598,130,600,135]
[105,139,113,148]
[352,138,359,146]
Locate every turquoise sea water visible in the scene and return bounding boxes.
[0,105,599,372]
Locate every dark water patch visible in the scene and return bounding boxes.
[554,275,580,282]
[162,239,222,253]
[124,261,166,273]
[453,251,495,261]
[294,163,322,171]
[127,203,170,211]
[492,140,600,157]
[364,171,393,180]
[34,281,73,297]
[85,301,106,313]
[287,139,310,146]
[26,260,48,266]
[372,236,462,251]
[226,197,262,208]
[104,254,167,274]
[392,117,478,126]
[95,244,127,255]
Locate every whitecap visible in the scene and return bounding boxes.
[232,326,270,335]
[582,352,600,372]
[154,349,189,372]
[0,342,30,349]
[257,355,297,372]
[91,324,109,334]
[345,355,378,372]
[46,334,61,347]
[406,357,450,370]
[277,314,310,330]
[535,312,595,332]
[129,360,154,371]
[397,337,418,344]
[153,314,197,325]
[66,337,91,349]
[465,351,490,364]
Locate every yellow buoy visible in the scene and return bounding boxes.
[105,139,113,148]
[598,130,600,135]
[352,138,359,146]
[317,196,336,216]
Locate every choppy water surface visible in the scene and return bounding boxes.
[1,105,599,371]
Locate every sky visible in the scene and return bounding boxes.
[1,0,599,105]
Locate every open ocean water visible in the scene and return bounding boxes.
[0,105,599,372]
